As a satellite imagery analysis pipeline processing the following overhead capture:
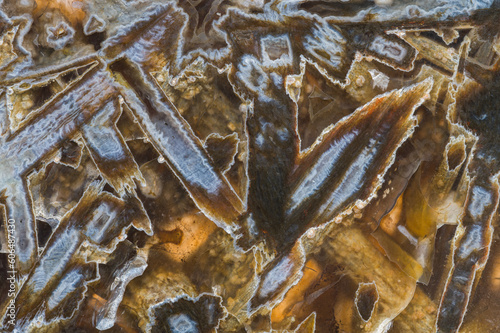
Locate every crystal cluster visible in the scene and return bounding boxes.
[0,0,499,332]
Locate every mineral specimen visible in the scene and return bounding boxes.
[0,0,499,332]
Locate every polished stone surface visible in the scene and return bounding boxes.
[0,0,499,332]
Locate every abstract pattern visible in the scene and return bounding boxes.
[0,0,499,332]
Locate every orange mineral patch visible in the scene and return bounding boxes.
[34,0,86,25]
